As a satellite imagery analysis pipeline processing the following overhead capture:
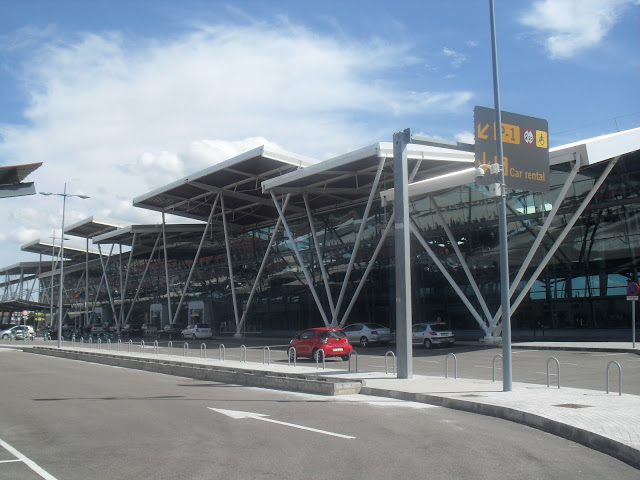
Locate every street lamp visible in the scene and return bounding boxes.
[40,183,89,348]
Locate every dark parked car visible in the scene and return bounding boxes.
[122,323,144,337]
[160,322,186,338]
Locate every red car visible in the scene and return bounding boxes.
[288,327,353,361]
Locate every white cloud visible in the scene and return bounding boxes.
[0,18,475,266]
[442,47,467,68]
[519,0,637,59]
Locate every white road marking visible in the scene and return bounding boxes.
[209,407,356,439]
[0,438,59,480]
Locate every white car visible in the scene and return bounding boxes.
[1,325,35,340]
[181,323,213,340]
[342,323,393,347]
[412,322,455,349]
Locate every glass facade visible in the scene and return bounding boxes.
[51,149,640,335]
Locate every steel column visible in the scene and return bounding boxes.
[161,212,173,327]
[220,193,241,334]
[304,194,336,318]
[394,128,412,379]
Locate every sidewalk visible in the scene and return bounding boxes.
[15,340,640,470]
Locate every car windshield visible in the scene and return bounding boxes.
[430,323,449,331]
[318,330,346,339]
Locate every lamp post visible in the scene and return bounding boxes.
[40,184,89,348]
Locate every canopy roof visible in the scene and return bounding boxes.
[20,239,102,261]
[64,216,128,239]
[262,141,474,213]
[133,146,316,228]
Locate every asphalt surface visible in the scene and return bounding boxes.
[1,347,639,480]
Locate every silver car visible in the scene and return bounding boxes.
[412,322,455,349]
[343,323,393,347]
[181,323,213,340]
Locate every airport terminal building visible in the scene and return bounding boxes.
[2,127,639,339]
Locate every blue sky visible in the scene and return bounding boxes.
[0,0,638,269]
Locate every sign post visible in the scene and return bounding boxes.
[627,282,638,348]
[474,105,549,193]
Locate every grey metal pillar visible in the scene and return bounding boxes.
[490,0,512,391]
[220,194,241,334]
[162,212,173,327]
[270,191,331,326]
[123,234,161,325]
[394,128,412,379]
[85,238,89,330]
[172,194,220,325]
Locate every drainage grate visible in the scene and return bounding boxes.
[553,403,591,409]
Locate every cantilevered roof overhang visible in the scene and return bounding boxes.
[133,146,316,228]
[0,162,42,198]
[20,239,102,262]
[379,127,640,201]
[261,142,474,213]
[93,223,209,247]
[0,298,51,312]
[64,216,128,239]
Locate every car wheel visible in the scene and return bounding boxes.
[424,339,432,349]
[312,349,322,362]
[2,334,8,339]
[359,336,369,348]
[341,355,349,361]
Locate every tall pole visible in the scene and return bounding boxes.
[489,0,512,391]
[394,128,412,379]
[57,183,67,348]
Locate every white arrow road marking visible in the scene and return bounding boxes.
[208,408,355,439]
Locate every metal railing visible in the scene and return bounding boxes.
[240,345,247,362]
[546,357,560,388]
[183,342,189,357]
[218,344,226,361]
[200,343,207,359]
[606,361,622,395]
[140,340,145,354]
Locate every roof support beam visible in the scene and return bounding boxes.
[236,195,292,336]
[123,234,162,326]
[339,210,395,327]
[491,156,620,336]
[332,155,386,325]
[304,194,336,319]
[271,190,330,326]
[172,194,220,325]
[221,193,241,334]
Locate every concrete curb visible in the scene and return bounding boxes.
[25,347,362,396]
[358,385,640,470]
[513,344,640,355]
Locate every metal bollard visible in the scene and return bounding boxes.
[263,346,270,365]
[200,343,207,359]
[315,348,325,369]
[140,340,145,354]
[240,345,247,362]
[183,342,189,358]
[218,344,225,361]
[606,361,622,395]
[492,354,503,382]
[384,351,396,375]
[546,357,560,388]
[287,347,296,367]
[348,350,358,372]
[445,353,457,379]
[154,340,159,355]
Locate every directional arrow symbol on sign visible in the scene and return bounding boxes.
[477,123,490,139]
[208,408,356,439]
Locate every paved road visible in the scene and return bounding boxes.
[1,349,637,479]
